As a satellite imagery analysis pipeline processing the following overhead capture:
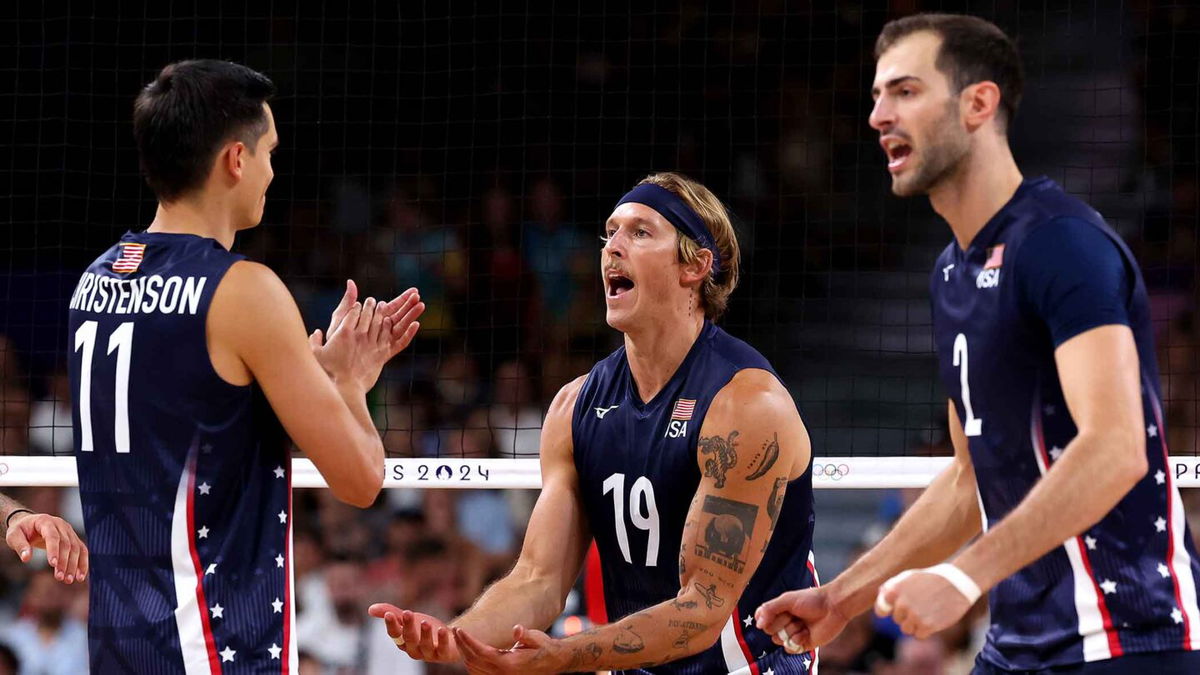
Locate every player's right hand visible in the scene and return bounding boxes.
[5,511,89,585]
[368,603,461,663]
[754,587,848,655]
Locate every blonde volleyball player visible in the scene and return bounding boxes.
[369,173,820,674]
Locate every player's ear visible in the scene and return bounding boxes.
[681,248,713,285]
[962,81,1001,132]
[222,141,246,181]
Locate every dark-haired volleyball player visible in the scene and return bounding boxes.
[369,172,819,674]
[68,60,424,673]
[757,13,1200,675]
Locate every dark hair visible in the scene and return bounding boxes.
[875,13,1024,130]
[133,60,276,201]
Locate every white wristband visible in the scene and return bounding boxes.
[926,563,983,605]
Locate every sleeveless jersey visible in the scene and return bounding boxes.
[572,321,818,675]
[68,232,298,674]
[930,177,1200,669]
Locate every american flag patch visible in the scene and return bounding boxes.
[671,398,696,421]
[984,244,1005,270]
[112,243,146,274]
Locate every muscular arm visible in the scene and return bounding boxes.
[826,403,982,618]
[209,262,387,507]
[548,369,811,671]
[449,376,593,646]
[953,324,1147,592]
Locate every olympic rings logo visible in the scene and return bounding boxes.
[813,463,850,480]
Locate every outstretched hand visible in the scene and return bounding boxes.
[5,511,89,585]
[455,624,565,675]
[368,603,460,663]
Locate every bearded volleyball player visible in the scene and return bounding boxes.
[368,172,819,673]
[67,60,423,672]
[757,14,1200,674]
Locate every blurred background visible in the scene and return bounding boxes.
[1,1,1198,673]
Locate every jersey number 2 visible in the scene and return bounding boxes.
[953,333,983,437]
[602,473,660,566]
[75,320,134,453]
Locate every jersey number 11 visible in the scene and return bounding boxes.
[75,320,134,454]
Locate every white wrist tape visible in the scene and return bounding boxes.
[926,563,983,605]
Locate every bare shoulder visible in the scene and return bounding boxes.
[207,260,304,385]
[709,368,797,419]
[538,374,589,470]
[546,374,588,418]
[705,368,810,478]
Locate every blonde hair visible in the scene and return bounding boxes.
[636,172,740,321]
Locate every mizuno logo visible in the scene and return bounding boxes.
[942,263,955,281]
[595,405,620,419]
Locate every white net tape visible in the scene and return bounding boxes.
[4,456,1200,490]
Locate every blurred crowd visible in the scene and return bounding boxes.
[2,2,1200,674]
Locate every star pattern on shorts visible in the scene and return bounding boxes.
[206,563,217,575]
[765,668,776,675]
[1049,446,1064,461]
[1148,425,1158,438]
[1084,535,1097,550]
[1158,563,1171,578]
[198,482,212,496]
[198,526,209,539]
[274,466,285,479]
[1156,470,1166,485]
[1173,608,1184,624]
[268,643,282,660]
[275,554,285,568]
[211,603,224,619]
[278,510,287,524]
[272,597,283,613]
[1156,517,1168,533]
[743,614,753,628]
[220,646,236,663]
[1100,579,1117,595]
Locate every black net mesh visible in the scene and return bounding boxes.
[1,2,1197,462]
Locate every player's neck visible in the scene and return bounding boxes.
[623,311,705,403]
[929,139,1023,251]
[146,196,238,250]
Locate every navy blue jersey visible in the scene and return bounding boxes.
[572,322,818,675]
[930,177,1200,669]
[68,232,298,673]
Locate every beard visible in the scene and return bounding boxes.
[891,99,971,197]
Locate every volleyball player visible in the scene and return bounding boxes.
[756,14,1200,674]
[67,60,423,672]
[369,172,819,673]
[1,492,87,583]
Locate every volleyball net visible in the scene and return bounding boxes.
[1,3,1197,489]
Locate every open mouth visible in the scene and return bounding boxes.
[606,271,635,298]
[882,137,913,171]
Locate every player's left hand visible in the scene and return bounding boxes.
[454,625,567,675]
[5,511,89,585]
[873,569,973,639]
[314,281,423,360]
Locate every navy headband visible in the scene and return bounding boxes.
[615,183,722,276]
